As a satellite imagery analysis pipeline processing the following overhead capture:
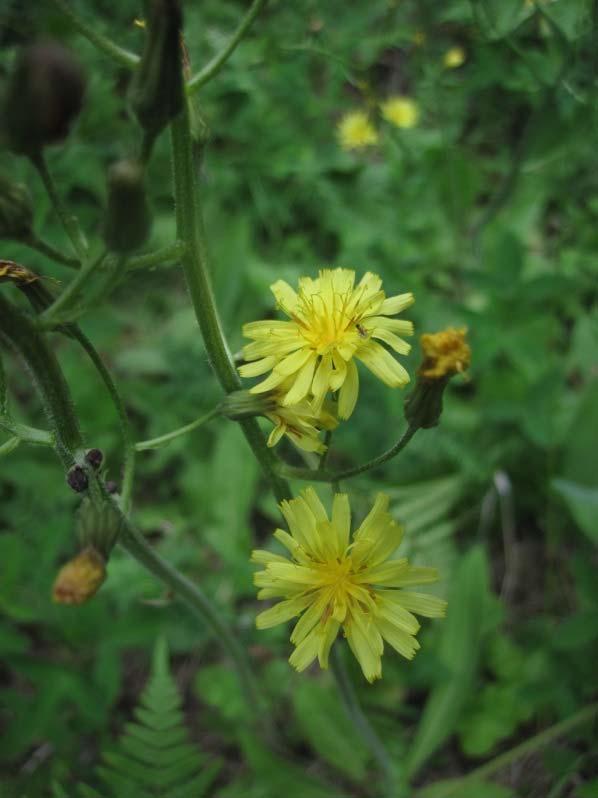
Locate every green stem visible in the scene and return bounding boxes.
[0,417,54,447]
[415,702,598,798]
[136,407,220,451]
[39,250,108,326]
[125,241,186,272]
[31,153,88,262]
[281,424,418,483]
[24,235,81,269]
[49,0,139,68]
[0,295,83,466]
[331,646,398,793]
[187,0,267,94]
[72,331,136,514]
[115,504,267,727]
[169,105,291,503]
[0,436,20,457]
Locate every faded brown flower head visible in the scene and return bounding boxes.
[419,327,470,379]
[52,547,106,605]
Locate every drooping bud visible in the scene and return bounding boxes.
[0,176,34,240]
[404,328,471,429]
[129,0,184,145]
[1,41,86,156]
[103,159,152,253]
[52,546,106,605]
[219,390,277,421]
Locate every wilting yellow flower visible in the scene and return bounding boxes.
[380,96,419,129]
[266,388,338,453]
[443,46,466,69]
[252,489,446,682]
[52,546,106,605]
[337,111,378,151]
[420,327,470,379]
[239,269,414,419]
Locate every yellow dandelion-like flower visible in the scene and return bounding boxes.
[252,488,446,682]
[266,388,338,454]
[337,111,378,151]
[420,327,471,379]
[380,96,419,129]
[239,269,414,420]
[443,46,466,69]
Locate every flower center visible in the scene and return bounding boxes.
[295,289,360,354]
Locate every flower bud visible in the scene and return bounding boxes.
[0,176,34,240]
[84,448,103,470]
[1,41,86,156]
[103,159,152,253]
[129,0,184,143]
[66,464,88,493]
[404,328,471,429]
[52,546,106,605]
[219,390,276,421]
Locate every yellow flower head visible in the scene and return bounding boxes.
[419,327,471,379]
[52,546,106,605]
[252,489,446,682]
[239,269,414,419]
[337,111,378,151]
[266,388,338,454]
[380,96,419,129]
[443,46,466,69]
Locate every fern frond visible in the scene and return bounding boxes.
[77,638,219,798]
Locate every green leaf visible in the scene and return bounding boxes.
[417,777,515,798]
[476,0,526,39]
[405,546,492,779]
[292,678,370,780]
[552,480,598,544]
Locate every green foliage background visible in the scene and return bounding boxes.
[1,0,597,796]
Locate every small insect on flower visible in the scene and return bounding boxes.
[239,268,414,420]
[252,488,446,682]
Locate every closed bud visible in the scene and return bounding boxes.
[0,175,34,240]
[219,390,277,421]
[404,328,471,429]
[130,0,184,143]
[1,41,86,156]
[52,546,106,605]
[103,159,152,253]
[84,448,103,470]
[66,464,88,493]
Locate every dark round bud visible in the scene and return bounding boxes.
[85,448,103,470]
[1,41,86,156]
[130,0,184,142]
[103,159,152,253]
[66,464,88,493]
[105,480,119,495]
[0,175,34,240]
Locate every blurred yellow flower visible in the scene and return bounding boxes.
[420,327,471,379]
[252,489,446,682]
[443,46,466,69]
[52,547,106,605]
[239,268,414,419]
[381,96,419,129]
[337,111,378,150]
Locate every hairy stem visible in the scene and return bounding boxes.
[169,104,291,503]
[32,153,88,262]
[24,235,81,269]
[39,250,108,326]
[187,0,267,94]
[49,0,139,68]
[125,241,186,273]
[281,425,419,483]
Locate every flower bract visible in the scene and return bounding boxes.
[252,488,446,682]
[240,268,414,419]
